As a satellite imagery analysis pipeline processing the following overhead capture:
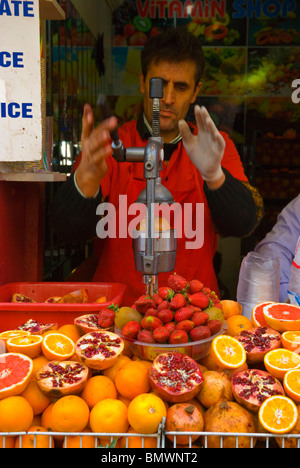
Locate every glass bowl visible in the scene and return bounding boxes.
[115,322,228,362]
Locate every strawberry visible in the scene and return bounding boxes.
[189,292,210,309]
[157,300,170,312]
[175,320,195,333]
[186,304,202,313]
[164,321,176,333]
[191,311,209,326]
[134,295,157,314]
[141,315,163,331]
[174,307,193,322]
[188,279,203,294]
[122,320,142,339]
[169,330,189,344]
[137,329,155,343]
[97,308,115,328]
[169,293,186,310]
[189,326,211,342]
[157,287,174,300]
[157,308,174,323]
[167,273,188,292]
[206,320,222,335]
[144,308,159,317]
[152,293,163,306]
[153,326,170,343]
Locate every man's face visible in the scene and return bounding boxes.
[140,59,202,143]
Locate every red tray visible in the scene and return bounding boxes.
[0,282,127,331]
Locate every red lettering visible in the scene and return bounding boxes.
[136,0,150,18]
[191,0,203,17]
[169,0,182,18]
[156,0,168,18]
[211,0,226,17]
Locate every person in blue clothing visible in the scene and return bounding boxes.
[253,194,300,302]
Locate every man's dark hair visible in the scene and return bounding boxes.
[141,27,205,86]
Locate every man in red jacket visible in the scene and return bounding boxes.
[51,27,262,305]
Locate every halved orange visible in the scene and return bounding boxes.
[281,331,300,352]
[0,330,30,343]
[258,395,298,434]
[283,369,300,402]
[263,303,300,332]
[6,335,43,359]
[211,335,246,369]
[41,333,75,361]
[264,348,300,380]
[251,301,273,327]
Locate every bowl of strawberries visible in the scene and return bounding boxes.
[115,273,227,361]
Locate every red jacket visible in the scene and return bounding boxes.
[92,120,248,306]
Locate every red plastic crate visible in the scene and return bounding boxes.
[0,282,126,331]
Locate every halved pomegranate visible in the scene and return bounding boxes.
[75,331,124,370]
[11,293,36,303]
[36,361,89,398]
[74,314,113,336]
[235,327,281,364]
[17,319,58,335]
[231,369,285,413]
[149,352,204,403]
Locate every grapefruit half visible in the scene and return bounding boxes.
[251,301,273,327]
[263,303,300,333]
[0,353,33,399]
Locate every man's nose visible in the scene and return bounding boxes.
[163,84,175,104]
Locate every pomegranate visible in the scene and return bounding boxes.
[74,314,113,336]
[11,293,36,303]
[197,370,233,408]
[148,352,204,403]
[165,403,204,445]
[235,327,282,364]
[231,369,285,413]
[75,331,124,370]
[36,361,89,398]
[17,319,58,335]
[202,401,256,448]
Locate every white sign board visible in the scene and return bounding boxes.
[0,0,41,161]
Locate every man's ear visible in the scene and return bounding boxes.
[191,82,202,103]
[139,72,146,94]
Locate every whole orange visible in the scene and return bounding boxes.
[102,355,131,382]
[58,324,81,343]
[221,300,242,320]
[0,435,16,449]
[226,315,252,337]
[21,380,51,415]
[115,361,150,400]
[128,393,167,434]
[81,375,117,409]
[30,356,49,380]
[15,426,54,448]
[120,427,158,448]
[63,429,98,449]
[41,403,64,443]
[51,395,89,433]
[89,398,129,435]
[0,396,34,432]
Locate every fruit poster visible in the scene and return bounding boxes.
[0,0,42,161]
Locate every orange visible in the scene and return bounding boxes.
[251,301,273,327]
[42,333,75,361]
[51,395,90,433]
[115,361,150,400]
[89,398,129,435]
[281,331,300,352]
[0,396,34,432]
[220,300,242,320]
[81,375,117,409]
[264,349,300,380]
[258,395,298,434]
[102,355,131,382]
[63,429,98,448]
[0,435,16,449]
[41,402,64,443]
[211,335,247,369]
[21,380,51,416]
[226,315,252,337]
[58,324,81,343]
[15,426,55,448]
[284,369,300,402]
[263,302,300,332]
[128,393,167,434]
[30,356,50,380]
[120,427,158,448]
[0,330,30,342]
[6,335,43,359]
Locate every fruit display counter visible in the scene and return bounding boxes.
[1,275,300,449]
